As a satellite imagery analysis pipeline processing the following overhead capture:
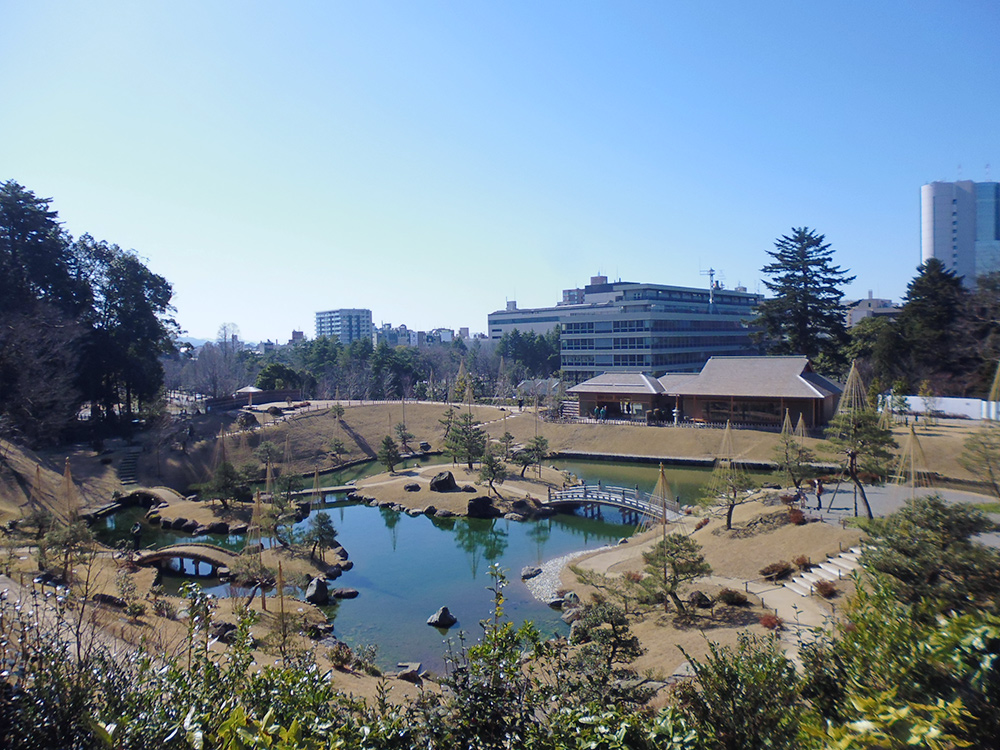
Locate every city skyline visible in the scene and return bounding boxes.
[2,2,997,342]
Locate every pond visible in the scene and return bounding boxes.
[94,458,776,671]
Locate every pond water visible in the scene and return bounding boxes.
[94,458,775,671]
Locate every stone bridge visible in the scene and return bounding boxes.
[541,484,682,523]
[136,543,240,577]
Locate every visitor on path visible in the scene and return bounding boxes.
[815,479,824,511]
[131,522,142,551]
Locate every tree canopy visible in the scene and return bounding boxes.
[755,227,854,369]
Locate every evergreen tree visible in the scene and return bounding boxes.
[444,412,486,470]
[478,445,508,496]
[895,257,969,382]
[377,435,401,473]
[641,533,712,613]
[755,227,855,367]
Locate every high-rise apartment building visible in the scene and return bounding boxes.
[921,180,1000,284]
[488,276,762,383]
[315,308,373,344]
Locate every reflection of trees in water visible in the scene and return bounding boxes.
[526,518,552,562]
[380,507,402,550]
[454,519,509,578]
[549,510,630,544]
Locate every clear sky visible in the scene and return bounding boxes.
[2,1,998,343]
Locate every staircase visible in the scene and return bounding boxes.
[784,547,862,597]
[560,399,580,420]
[117,447,142,485]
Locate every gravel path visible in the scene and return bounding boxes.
[523,546,613,601]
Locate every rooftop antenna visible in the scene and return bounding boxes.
[700,267,724,308]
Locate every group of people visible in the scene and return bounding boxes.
[796,479,825,510]
[591,405,608,421]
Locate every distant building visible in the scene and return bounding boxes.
[315,308,373,344]
[844,292,900,327]
[488,275,762,383]
[922,180,1000,285]
[289,330,305,343]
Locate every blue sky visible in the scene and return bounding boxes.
[2,1,997,342]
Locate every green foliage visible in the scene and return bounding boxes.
[677,633,800,750]
[206,459,252,506]
[326,436,346,463]
[570,601,644,676]
[478,445,508,495]
[896,257,968,380]
[444,412,486,471]
[302,511,338,561]
[327,402,345,420]
[773,430,816,490]
[959,422,1000,500]
[255,361,302,390]
[254,440,282,466]
[394,421,414,451]
[571,567,646,615]
[495,327,561,377]
[754,227,854,366]
[824,405,897,519]
[859,494,1000,614]
[641,534,712,612]
[377,434,401,473]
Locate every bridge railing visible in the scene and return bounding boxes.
[546,484,680,518]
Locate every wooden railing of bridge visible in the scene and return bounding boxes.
[542,484,681,522]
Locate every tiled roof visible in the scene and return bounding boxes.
[660,356,841,399]
[567,372,665,396]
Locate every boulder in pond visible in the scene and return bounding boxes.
[423,505,437,515]
[467,496,500,519]
[403,483,420,492]
[521,566,542,580]
[434,509,455,518]
[305,577,329,605]
[207,521,230,535]
[504,512,526,522]
[181,519,200,533]
[331,588,359,599]
[427,606,457,628]
[170,517,188,530]
[229,523,249,535]
[429,471,459,493]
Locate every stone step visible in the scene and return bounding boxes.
[849,546,863,556]
[827,558,858,573]
[817,562,846,579]
[784,581,811,597]
[838,552,861,563]
[791,576,814,593]
[799,572,825,585]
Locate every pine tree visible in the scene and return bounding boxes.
[377,435,401,473]
[444,412,486,470]
[896,257,968,380]
[755,227,855,367]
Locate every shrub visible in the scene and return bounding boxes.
[788,508,806,525]
[717,588,748,607]
[792,555,812,571]
[813,580,837,598]
[694,518,710,531]
[267,406,283,416]
[759,561,793,581]
[759,613,784,630]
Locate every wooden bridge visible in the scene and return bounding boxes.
[135,543,240,576]
[542,484,682,523]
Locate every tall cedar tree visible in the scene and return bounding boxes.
[755,228,854,369]
[895,257,969,384]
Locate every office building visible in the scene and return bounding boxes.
[921,180,1000,284]
[487,275,762,383]
[315,308,373,344]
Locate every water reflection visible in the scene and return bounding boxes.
[380,507,402,549]
[454,519,509,578]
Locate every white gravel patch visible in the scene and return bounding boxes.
[523,546,613,601]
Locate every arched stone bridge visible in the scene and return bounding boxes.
[541,484,683,523]
[136,543,240,576]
